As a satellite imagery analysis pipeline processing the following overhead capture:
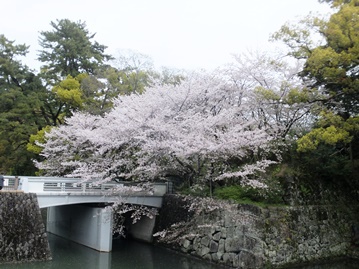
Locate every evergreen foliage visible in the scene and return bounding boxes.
[0,35,47,174]
[38,19,112,83]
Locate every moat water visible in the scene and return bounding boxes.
[1,234,358,269]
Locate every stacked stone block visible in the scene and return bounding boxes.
[0,192,51,263]
[155,195,358,268]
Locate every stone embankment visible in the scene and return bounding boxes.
[154,195,359,268]
[0,192,51,264]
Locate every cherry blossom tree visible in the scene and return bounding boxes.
[36,71,281,190]
[222,51,324,140]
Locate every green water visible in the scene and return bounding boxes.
[1,234,358,269]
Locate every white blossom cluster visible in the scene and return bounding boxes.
[36,53,314,188]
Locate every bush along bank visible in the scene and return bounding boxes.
[154,194,359,269]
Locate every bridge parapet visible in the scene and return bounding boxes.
[2,176,168,195]
[2,176,171,208]
[1,176,20,191]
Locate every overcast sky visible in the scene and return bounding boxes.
[2,0,332,71]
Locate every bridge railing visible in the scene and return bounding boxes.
[2,176,171,196]
[1,176,20,191]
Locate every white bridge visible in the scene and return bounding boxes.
[3,176,170,208]
[3,176,171,253]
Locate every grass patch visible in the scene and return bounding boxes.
[213,185,284,206]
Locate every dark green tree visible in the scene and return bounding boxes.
[0,35,48,175]
[38,19,112,83]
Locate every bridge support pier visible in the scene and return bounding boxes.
[126,214,157,243]
[47,205,113,252]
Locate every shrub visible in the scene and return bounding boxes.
[214,183,284,205]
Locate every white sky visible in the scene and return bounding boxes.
[1,0,332,71]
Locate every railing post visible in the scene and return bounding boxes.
[14,176,19,190]
[166,181,173,194]
[19,177,29,192]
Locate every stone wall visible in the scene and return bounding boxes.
[154,195,359,269]
[0,192,52,264]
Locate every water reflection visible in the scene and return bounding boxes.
[0,234,112,269]
[0,234,357,269]
[0,234,220,269]
[111,238,221,269]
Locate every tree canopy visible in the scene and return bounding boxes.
[36,72,280,190]
[273,0,359,182]
[274,0,359,115]
[0,35,47,174]
[38,19,112,83]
